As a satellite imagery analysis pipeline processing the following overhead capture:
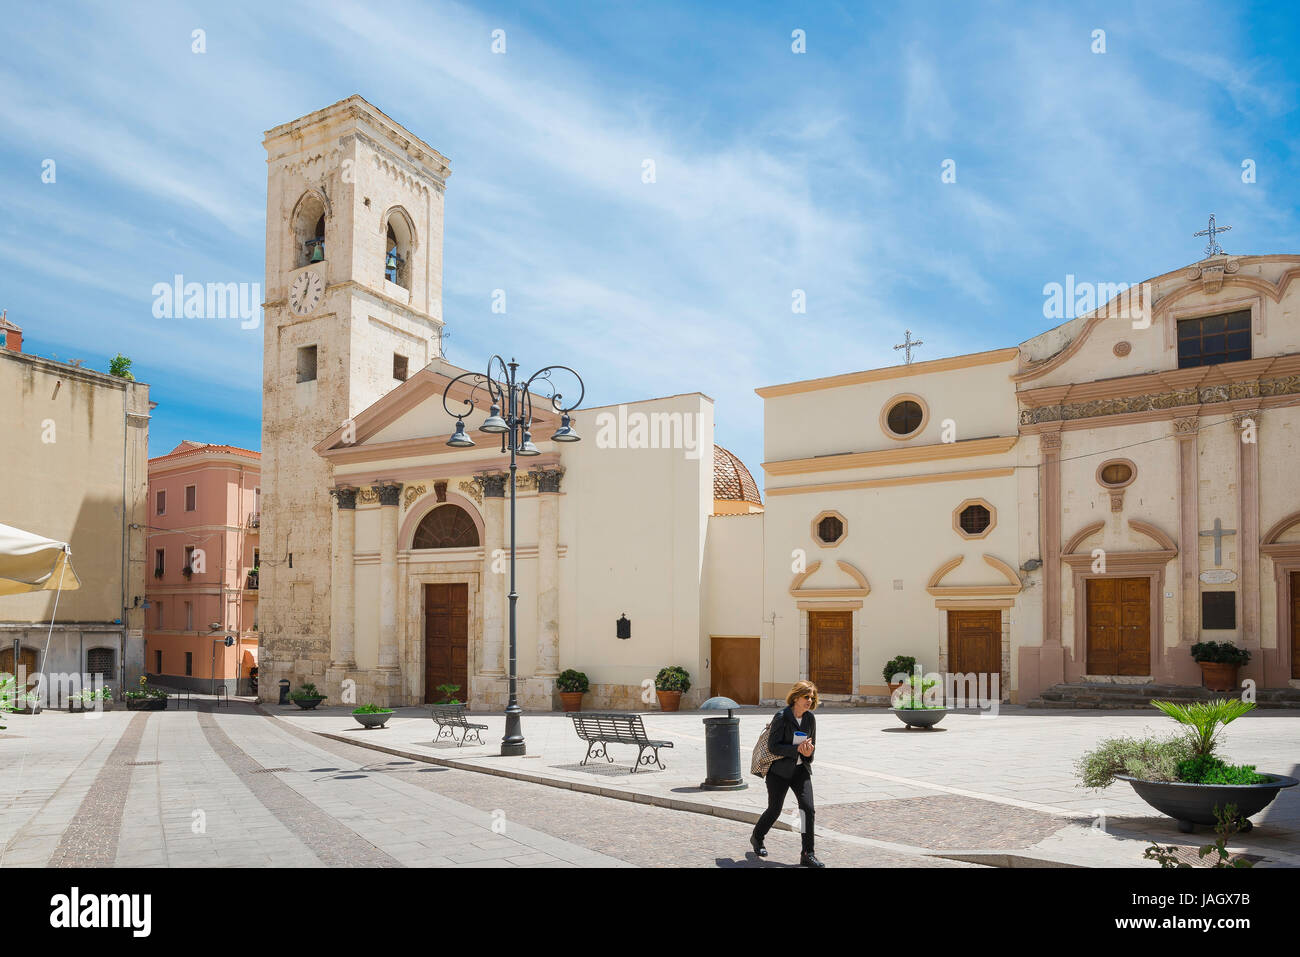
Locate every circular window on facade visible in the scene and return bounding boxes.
[812,510,847,547]
[952,498,996,540]
[880,394,928,439]
[1097,459,1135,488]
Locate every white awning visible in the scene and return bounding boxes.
[0,523,81,596]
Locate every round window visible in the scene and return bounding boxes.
[886,400,924,436]
[817,515,843,544]
[1099,462,1134,487]
[959,504,991,535]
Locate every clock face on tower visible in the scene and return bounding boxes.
[288,269,325,316]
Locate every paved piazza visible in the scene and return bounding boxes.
[2,702,1298,868]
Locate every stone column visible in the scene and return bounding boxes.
[1173,416,1200,658]
[1038,429,1065,683]
[328,487,357,670]
[1234,410,1261,682]
[476,472,508,676]
[375,483,402,672]
[532,468,563,676]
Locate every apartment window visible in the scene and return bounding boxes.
[156,489,166,515]
[183,545,195,574]
[185,485,196,511]
[297,345,318,383]
[185,601,193,632]
[154,548,165,577]
[1177,310,1251,368]
[393,353,409,381]
[155,601,164,629]
[154,650,162,673]
[185,652,193,677]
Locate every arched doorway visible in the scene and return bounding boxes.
[411,504,479,703]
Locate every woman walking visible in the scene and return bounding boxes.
[751,680,824,867]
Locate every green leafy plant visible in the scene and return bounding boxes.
[556,669,589,694]
[1150,698,1256,758]
[655,666,691,693]
[0,673,13,728]
[1175,755,1270,786]
[893,674,942,709]
[435,683,461,704]
[352,703,393,715]
[1075,735,1197,789]
[1144,805,1254,869]
[108,353,134,380]
[1190,641,1251,666]
[882,656,917,684]
[289,682,325,702]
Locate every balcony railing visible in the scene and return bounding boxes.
[245,570,259,591]
[248,512,261,529]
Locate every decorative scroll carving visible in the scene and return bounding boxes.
[356,487,379,505]
[402,484,427,510]
[459,480,483,504]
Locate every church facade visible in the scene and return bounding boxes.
[759,254,1300,703]
[258,96,1299,711]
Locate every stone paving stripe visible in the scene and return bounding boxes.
[46,712,150,868]
[195,706,403,868]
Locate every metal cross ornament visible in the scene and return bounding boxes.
[894,329,924,364]
[1194,214,1231,258]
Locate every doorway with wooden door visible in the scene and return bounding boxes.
[710,635,759,704]
[947,609,1002,683]
[424,582,469,704]
[1085,577,1151,675]
[808,610,853,695]
[0,644,39,690]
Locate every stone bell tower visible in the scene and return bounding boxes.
[259,95,451,701]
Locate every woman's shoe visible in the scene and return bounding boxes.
[749,833,768,857]
[800,852,825,868]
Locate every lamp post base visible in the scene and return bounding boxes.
[501,705,526,756]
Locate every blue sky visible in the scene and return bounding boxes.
[2,0,1296,486]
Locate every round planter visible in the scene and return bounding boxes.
[293,696,326,711]
[559,691,584,712]
[1117,773,1299,833]
[893,707,947,729]
[1197,661,1241,693]
[352,711,393,729]
[656,690,683,712]
[126,697,167,711]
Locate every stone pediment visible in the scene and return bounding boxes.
[789,560,870,599]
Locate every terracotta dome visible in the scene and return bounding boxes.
[713,446,762,513]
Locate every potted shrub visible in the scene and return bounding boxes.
[892,673,947,729]
[1076,698,1298,833]
[290,682,327,710]
[557,669,589,712]
[124,675,168,711]
[882,655,917,695]
[352,703,394,729]
[1191,641,1250,692]
[654,666,691,712]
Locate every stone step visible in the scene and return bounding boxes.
[1026,681,1300,710]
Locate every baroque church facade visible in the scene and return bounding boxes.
[259,96,1300,711]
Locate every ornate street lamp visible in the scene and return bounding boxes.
[441,356,584,755]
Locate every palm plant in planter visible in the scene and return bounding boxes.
[1076,698,1297,833]
[892,672,947,729]
[556,669,589,712]
[882,655,917,695]
[290,682,327,710]
[1190,641,1250,692]
[654,666,691,712]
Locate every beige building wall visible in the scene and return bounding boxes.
[0,347,150,697]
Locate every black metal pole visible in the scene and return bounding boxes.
[501,361,525,756]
